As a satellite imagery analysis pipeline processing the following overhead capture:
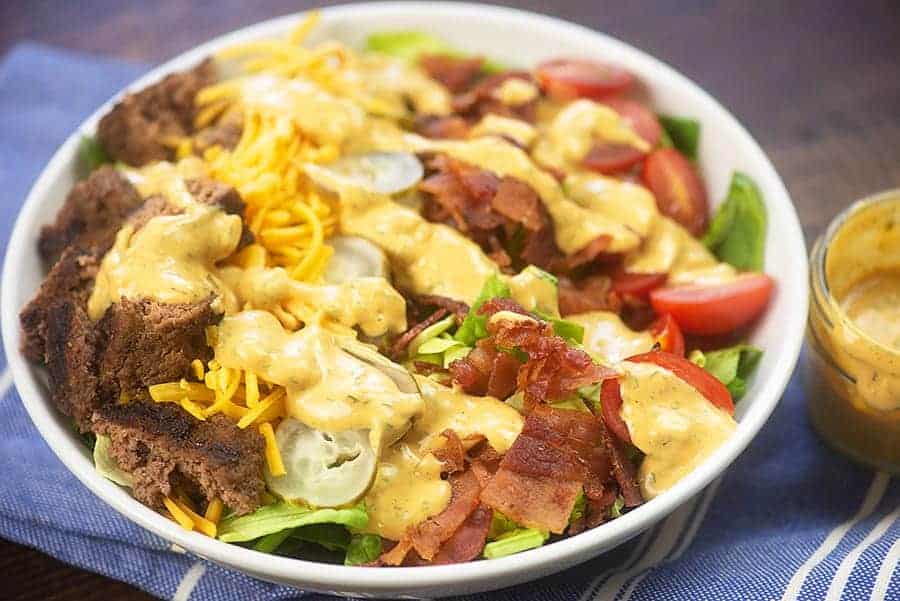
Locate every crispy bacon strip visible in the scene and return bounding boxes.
[432,429,467,474]
[481,407,610,534]
[420,54,485,94]
[414,294,470,323]
[423,505,493,565]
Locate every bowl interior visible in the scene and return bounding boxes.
[0,2,807,597]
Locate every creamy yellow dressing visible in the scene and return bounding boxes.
[364,376,523,540]
[493,78,540,106]
[469,114,537,147]
[569,311,655,364]
[625,215,737,286]
[618,361,736,499]
[406,136,644,254]
[531,99,649,173]
[564,173,659,240]
[507,267,559,317]
[214,311,423,451]
[121,158,207,207]
[839,270,900,352]
[218,266,406,337]
[88,206,243,320]
[238,75,367,147]
[337,186,498,304]
[329,54,452,118]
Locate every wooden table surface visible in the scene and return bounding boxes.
[2,1,899,599]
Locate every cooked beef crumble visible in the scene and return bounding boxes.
[37,166,143,265]
[97,59,216,167]
[96,297,219,403]
[93,402,266,515]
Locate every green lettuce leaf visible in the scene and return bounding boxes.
[93,434,133,487]
[483,528,549,559]
[293,523,352,551]
[703,172,767,271]
[218,502,368,543]
[407,314,456,357]
[252,529,293,553]
[345,534,383,566]
[550,318,585,345]
[366,31,504,72]
[79,136,110,171]
[569,490,586,525]
[658,115,701,160]
[690,344,763,400]
[609,495,625,519]
[454,273,511,345]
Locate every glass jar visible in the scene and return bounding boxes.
[805,190,900,472]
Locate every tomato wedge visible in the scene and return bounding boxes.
[642,148,709,236]
[650,314,685,356]
[602,98,663,147]
[649,273,775,336]
[583,143,645,174]
[600,378,631,443]
[536,58,635,100]
[611,271,667,299]
[628,350,734,414]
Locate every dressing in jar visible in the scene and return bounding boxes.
[805,190,900,472]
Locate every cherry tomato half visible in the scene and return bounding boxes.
[642,148,709,236]
[649,273,775,337]
[628,350,734,414]
[536,58,635,100]
[583,144,645,174]
[602,98,663,147]
[600,378,631,443]
[650,313,685,356]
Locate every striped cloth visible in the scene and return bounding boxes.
[0,42,897,601]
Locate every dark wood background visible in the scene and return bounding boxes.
[1,1,899,599]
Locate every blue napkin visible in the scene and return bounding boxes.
[0,43,897,601]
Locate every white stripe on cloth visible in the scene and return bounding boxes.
[592,478,722,601]
[615,477,724,601]
[0,369,14,398]
[826,506,900,601]
[780,471,891,601]
[577,523,660,601]
[871,534,900,601]
[172,560,207,601]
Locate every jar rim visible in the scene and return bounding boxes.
[812,188,900,359]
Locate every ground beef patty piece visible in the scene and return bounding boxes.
[97,59,216,167]
[37,166,143,265]
[96,297,220,403]
[20,247,101,361]
[93,402,266,514]
[45,300,102,431]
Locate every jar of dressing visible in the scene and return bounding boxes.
[805,190,900,472]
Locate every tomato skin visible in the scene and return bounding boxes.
[600,378,632,443]
[642,148,709,236]
[649,274,775,336]
[536,59,635,100]
[583,143,645,174]
[628,350,734,414]
[650,314,685,356]
[611,271,668,299]
[602,98,663,147]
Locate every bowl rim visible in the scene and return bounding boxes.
[1,1,808,595]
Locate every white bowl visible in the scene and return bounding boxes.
[0,2,807,597]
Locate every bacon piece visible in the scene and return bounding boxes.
[481,468,581,535]
[559,235,613,272]
[477,297,534,319]
[604,430,643,507]
[490,178,544,231]
[409,469,482,561]
[390,308,449,359]
[420,54,485,94]
[414,294,470,323]
[427,505,492,565]
[559,275,621,317]
[481,407,611,534]
[433,429,467,474]
[452,72,539,123]
[414,114,471,139]
[585,487,619,528]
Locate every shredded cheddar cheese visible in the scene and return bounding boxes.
[163,497,195,531]
[259,422,286,476]
[204,498,224,524]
